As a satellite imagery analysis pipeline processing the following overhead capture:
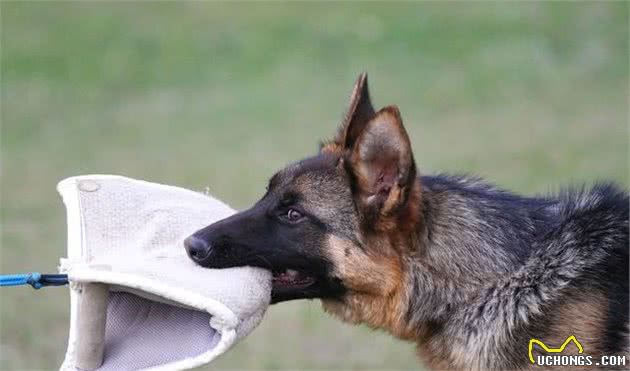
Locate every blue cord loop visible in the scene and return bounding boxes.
[0,273,68,289]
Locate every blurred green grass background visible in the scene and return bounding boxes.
[1,2,628,370]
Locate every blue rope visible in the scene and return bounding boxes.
[0,273,68,289]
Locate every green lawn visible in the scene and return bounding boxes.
[1,2,628,369]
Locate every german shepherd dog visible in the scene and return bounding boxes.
[185,74,629,369]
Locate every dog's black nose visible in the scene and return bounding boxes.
[184,235,212,263]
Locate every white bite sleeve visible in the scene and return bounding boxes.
[57,175,271,371]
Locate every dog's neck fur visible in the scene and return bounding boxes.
[325,175,527,367]
[322,174,627,369]
[346,175,627,370]
[400,175,555,369]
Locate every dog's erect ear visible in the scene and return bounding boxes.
[346,106,419,230]
[321,73,375,154]
[340,73,376,149]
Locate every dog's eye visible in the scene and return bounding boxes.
[286,208,303,222]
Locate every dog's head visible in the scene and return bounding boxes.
[186,74,421,307]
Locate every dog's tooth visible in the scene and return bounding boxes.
[286,269,299,278]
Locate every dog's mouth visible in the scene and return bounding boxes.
[270,268,320,303]
[184,239,345,303]
[272,268,316,289]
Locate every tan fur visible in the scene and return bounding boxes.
[516,292,617,371]
[538,292,608,358]
[322,235,416,340]
[320,80,424,342]
[320,142,342,155]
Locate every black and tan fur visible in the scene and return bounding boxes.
[185,73,629,370]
